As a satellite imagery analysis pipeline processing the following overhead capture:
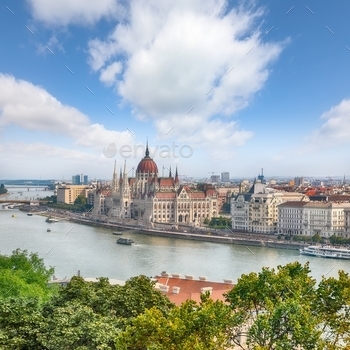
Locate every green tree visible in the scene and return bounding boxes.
[313,270,350,348]
[224,262,322,349]
[0,249,55,300]
[74,194,87,206]
[0,297,44,349]
[312,233,322,243]
[117,293,234,350]
[39,301,120,350]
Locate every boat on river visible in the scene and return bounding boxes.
[117,238,135,245]
[46,216,59,223]
[113,232,123,235]
[300,245,350,260]
[27,213,33,216]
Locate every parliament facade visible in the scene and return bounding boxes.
[92,144,218,226]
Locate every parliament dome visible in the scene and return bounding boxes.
[136,144,158,175]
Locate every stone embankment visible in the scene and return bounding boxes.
[67,216,303,250]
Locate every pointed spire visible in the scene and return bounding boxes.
[119,167,123,184]
[175,166,179,184]
[145,138,150,157]
[122,159,130,194]
[112,160,119,193]
[169,166,172,178]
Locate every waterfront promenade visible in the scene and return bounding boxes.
[65,214,303,250]
[19,205,304,250]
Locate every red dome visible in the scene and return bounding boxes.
[136,156,158,174]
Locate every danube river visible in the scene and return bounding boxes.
[0,187,349,283]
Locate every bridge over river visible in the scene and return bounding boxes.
[0,199,49,204]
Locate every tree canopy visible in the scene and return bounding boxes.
[0,249,55,300]
[1,252,350,349]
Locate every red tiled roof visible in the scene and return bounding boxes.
[155,276,234,305]
[155,192,176,199]
[159,178,175,187]
[189,192,206,199]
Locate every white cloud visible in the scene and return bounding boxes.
[99,61,122,86]
[88,0,284,150]
[304,99,350,151]
[26,0,122,26]
[0,74,133,150]
[313,99,350,143]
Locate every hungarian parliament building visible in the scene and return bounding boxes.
[92,144,218,226]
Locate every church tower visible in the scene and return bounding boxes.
[121,160,131,218]
[112,160,119,193]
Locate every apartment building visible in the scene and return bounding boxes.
[278,202,350,237]
[57,185,90,204]
[231,181,307,234]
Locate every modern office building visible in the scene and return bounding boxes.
[72,174,89,185]
[221,172,230,183]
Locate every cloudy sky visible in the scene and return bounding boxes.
[1,0,350,181]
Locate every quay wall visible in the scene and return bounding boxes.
[68,217,302,250]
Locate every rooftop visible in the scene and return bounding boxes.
[154,273,234,305]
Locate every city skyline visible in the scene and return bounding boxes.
[1,1,350,179]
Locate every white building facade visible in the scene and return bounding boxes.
[231,182,307,234]
[278,202,350,237]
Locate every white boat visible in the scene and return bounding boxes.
[300,245,350,260]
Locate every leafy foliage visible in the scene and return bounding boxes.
[0,249,55,300]
[117,293,235,350]
[1,253,350,349]
[329,234,350,246]
[208,216,232,228]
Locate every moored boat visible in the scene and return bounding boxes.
[46,216,59,223]
[27,213,33,216]
[300,245,350,260]
[113,232,123,235]
[117,238,135,245]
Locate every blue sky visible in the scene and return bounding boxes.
[1,0,350,180]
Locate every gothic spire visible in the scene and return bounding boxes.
[175,166,179,184]
[112,160,119,192]
[169,166,172,178]
[145,138,150,157]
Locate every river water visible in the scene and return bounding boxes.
[1,187,349,283]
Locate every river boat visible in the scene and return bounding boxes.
[113,232,123,235]
[27,213,33,216]
[47,228,51,232]
[300,245,350,260]
[46,217,59,223]
[117,238,135,245]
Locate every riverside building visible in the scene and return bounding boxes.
[278,201,350,237]
[92,144,218,226]
[231,181,307,234]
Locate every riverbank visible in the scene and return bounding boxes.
[67,216,303,250]
[17,208,304,250]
